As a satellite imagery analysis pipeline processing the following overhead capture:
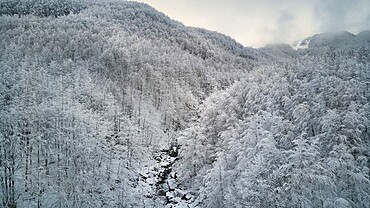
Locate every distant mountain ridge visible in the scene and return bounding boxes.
[262,30,370,60]
[292,31,370,52]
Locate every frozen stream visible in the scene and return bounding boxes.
[139,146,195,208]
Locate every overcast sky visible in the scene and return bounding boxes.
[134,0,370,47]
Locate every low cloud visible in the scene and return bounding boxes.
[314,0,370,33]
[136,0,370,47]
[271,10,298,44]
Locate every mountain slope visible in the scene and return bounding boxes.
[0,0,267,207]
[177,33,370,208]
[292,31,370,55]
[0,0,369,208]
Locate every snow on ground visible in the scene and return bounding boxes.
[138,146,196,207]
[291,39,310,50]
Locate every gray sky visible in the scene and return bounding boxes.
[134,0,370,47]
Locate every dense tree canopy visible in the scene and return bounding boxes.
[0,0,369,207]
[178,45,370,208]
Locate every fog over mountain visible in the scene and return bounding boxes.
[0,1,369,208]
[137,0,370,47]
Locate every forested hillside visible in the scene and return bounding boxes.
[0,0,369,208]
[177,46,370,207]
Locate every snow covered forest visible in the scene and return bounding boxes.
[0,0,369,207]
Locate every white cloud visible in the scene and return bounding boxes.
[314,0,370,33]
[134,0,370,47]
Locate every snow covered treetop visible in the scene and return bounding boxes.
[0,0,86,17]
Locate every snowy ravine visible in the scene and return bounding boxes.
[1,0,370,207]
[138,146,196,207]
